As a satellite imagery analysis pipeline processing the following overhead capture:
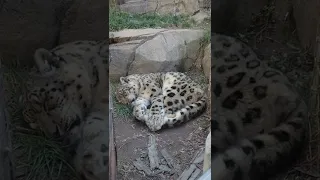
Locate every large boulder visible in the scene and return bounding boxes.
[0,0,72,66]
[128,29,204,74]
[109,28,205,81]
[109,28,168,81]
[59,0,108,44]
[109,40,142,82]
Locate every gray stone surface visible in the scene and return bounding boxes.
[59,0,108,44]
[109,40,142,81]
[293,0,320,53]
[0,0,72,66]
[109,28,205,81]
[0,0,108,66]
[120,0,200,15]
[128,29,204,74]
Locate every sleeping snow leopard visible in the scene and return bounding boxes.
[21,40,109,180]
[22,40,107,137]
[211,33,308,180]
[115,72,207,131]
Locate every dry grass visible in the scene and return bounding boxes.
[2,66,78,180]
[110,82,133,118]
[276,28,320,180]
[294,34,320,178]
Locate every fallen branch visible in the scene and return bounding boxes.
[148,135,160,170]
[177,164,199,180]
[133,159,153,176]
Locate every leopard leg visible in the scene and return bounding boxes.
[132,97,150,122]
[144,95,168,131]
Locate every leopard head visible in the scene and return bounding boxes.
[22,79,83,138]
[115,76,140,105]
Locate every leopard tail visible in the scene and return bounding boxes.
[165,96,207,126]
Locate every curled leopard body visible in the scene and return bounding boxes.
[72,96,109,180]
[132,96,166,131]
[211,33,308,180]
[115,72,207,131]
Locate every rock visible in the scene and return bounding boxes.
[212,0,268,34]
[120,0,200,15]
[128,29,204,74]
[211,0,237,34]
[199,0,211,9]
[202,43,211,80]
[207,75,211,116]
[0,0,108,66]
[110,28,167,44]
[109,29,205,81]
[191,10,210,24]
[292,0,320,53]
[119,0,148,14]
[203,131,211,172]
[0,0,71,66]
[109,40,142,82]
[59,0,108,44]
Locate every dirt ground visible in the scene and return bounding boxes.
[111,69,211,180]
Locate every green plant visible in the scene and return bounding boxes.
[109,8,194,31]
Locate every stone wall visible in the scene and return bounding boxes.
[0,0,107,66]
[212,0,269,34]
[292,0,320,53]
[211,0,320,54]
[119,0,200,15]
[199,0,211,9]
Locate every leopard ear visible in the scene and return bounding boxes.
[34,48,54,75]
[119,77,129,84]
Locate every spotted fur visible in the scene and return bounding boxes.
[22,40,107,137]
[211,33,308,180]
[71,96,109,180]
[21,40,108,179]
[116,72,207,131]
